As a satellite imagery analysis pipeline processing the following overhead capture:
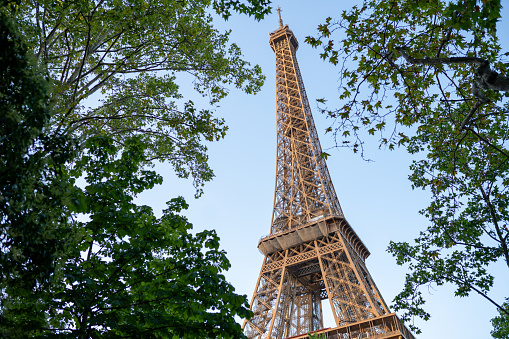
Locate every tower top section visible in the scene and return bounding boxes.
[267,13,343,236]
[269,9,298,51]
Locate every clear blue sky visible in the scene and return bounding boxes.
[137,1,509,337]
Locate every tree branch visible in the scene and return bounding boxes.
[460,100,484,130]
[465,127,509,159]
[479,186,509,268]
[396,47,485,66]
[396,47,509,103]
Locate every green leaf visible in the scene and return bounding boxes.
[320,152,331,159]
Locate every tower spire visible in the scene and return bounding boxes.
[242,18,416,339]
[277,6,283,28]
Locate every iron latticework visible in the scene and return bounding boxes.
[269,17,342,236]
[242,12,415,339]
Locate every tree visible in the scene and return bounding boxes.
[1,0,274,336]
[304,0,509,334]
[1,136,252,338]
[13,0,270,195]
[0,3,76,331]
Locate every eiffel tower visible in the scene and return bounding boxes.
[242,10,415,339]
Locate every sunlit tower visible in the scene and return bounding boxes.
[242,10,415,339]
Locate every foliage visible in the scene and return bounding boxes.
[0,4,75,327]
[1,0,273,336]
[492,301,509,338]
[305,0,509,334]
[1,136,252,337]
[306,0,505,154]
[212,0,271,20]
[307,332,327,339]
[12,0,269,195]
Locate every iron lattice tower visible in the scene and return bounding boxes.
[242,13,415,339]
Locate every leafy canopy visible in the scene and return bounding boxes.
[1,136,253,338]
[0,3,75,307]
[492,301,509,338]
[13,0,269,195]
[1,0,275,337]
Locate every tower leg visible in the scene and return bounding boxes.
[244,250,325,338]
[315,232,381,326]
[243,255,286,338]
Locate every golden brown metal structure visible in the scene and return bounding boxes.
[242,14,415,339]
[269,12,342,236]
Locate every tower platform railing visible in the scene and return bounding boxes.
[283,313,415,339]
